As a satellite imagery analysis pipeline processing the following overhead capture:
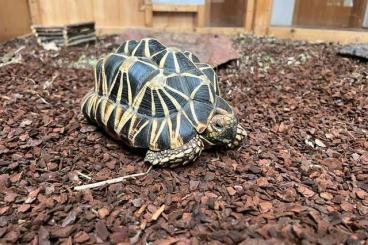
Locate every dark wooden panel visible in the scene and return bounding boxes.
[293,0,367,29]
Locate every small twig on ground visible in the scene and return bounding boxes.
[36,93,50,105]
[74,165,152,191]
[76,171,92,180]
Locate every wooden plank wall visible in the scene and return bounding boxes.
[0,0,32,42]
[208,0,246,27]
[94,0,145,34]
[29,0,94,26]
[29,0,145,33]
[153,12,196,31]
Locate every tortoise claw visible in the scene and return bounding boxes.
[145,135,204,167]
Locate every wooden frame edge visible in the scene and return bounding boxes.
[268,26,368,44]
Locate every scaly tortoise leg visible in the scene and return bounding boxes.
[144,135,204,167]
[228,124,247,149]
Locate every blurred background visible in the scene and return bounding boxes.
[1,0,368,44]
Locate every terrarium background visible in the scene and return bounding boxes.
[1,0,368,43]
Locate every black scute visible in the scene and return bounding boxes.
[158,89,177,113]
[162,52,176,72]
[119,117,132,139]
[95,59,104,95]
[193,85,211,104]
[200,65,215,82]
[132,40,146,57]
[109,71,121,103]
[82,95,92,119]
[166,76,186,94]
[128,60,156,98]
[148,39,166,57]
[134,118,151,148]
[105,54,125,90]
[137,87,152,117]
[106,106,117,131]
[177,114,196,144]
[184,51,200,63]
[152,90,165,117]
[156,120,171,150]
[215,96,233,114]
[120,72,130,105]
[163,87,188,107]
[198,64,219,95]
[181,75,202,95]
[116,40,138,55]
[175,52,198,72]
[193,101,214,125]
[151,50,167,66]
[95,100,104,127]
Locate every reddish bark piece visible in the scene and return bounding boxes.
[226,187,237,196]
[62,210,77,227]
[189,180,200,191]
[320,158,343,171]
[10,172,22,183]
[4,191,18,203]
[73,231,90,243]
[95,221,109,241]
[0,174,9,191]
[320,192,333,200]
[256,177,269,187]
[297,186,315,198]
[25,188,41,204]
[38,226,50,245]
[0,207,10,215]
[341,202,354,212]
[4,230,19,243]
[356,190,367,199]
[28,139,43,147]
[259,202,273,213]
[110,230,128,243]
[50,226,75,238]
[17,204,31,213]
[153,237,179,245]
[151,205,165,221]
[97,207,110,219]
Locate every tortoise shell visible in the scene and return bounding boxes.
[81,38,224,151]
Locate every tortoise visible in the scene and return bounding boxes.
[81,38,247,167]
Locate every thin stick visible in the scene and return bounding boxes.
[76,171,92,180]
[74,166,153,191]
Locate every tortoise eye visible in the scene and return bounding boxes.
[214,121,223,129]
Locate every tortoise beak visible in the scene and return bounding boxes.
[222,126,237,144]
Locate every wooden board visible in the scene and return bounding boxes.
[196,27,245,35]
[253,0,273,35]
[293,0,367,29]
[208,0,246,27]
[0,0,32,42]
[245,0,255,32]
[29,0,94,26]
[93,0,145,29]
[269,26,368,44]
[153,12,196,31]
[152,4,199,12]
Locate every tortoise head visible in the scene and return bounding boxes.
[201,97,239,146]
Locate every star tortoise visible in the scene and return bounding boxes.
[81,38,247,167]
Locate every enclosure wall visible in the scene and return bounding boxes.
[0,0,32,42]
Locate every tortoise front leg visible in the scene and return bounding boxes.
[228,124,247,149]
[145,135,204,167]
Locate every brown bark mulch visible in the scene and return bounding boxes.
[0,35,367,244]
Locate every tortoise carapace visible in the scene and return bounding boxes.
[81,38,246,167]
